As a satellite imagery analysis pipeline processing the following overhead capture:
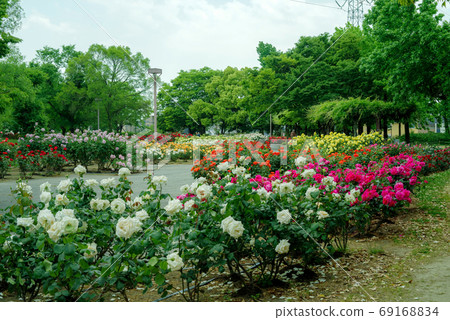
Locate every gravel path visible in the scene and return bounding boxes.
[0,164,194,211]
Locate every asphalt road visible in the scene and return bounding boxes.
[0,164,194,211]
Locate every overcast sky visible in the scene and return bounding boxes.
[15,0,449,82]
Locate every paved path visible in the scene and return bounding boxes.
[0,164,194,211]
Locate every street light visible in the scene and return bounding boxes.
[148,68,162,140]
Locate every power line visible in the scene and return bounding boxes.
[288,0,345,11]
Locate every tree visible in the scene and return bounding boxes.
[76,44,151,131]
[0,0,22,58]
[362,0,449,142]
[158,67,222,133]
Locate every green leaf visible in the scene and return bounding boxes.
[148,256,158,267]
[155,273,165,286]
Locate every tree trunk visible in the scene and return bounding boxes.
[383,118,388,140]
[404,121,410,144]
[444,115,449,135]
[398,123,401,137]
[376,117,381,132]
[357,122,364,135]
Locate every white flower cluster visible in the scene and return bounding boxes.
[85,179,99,188]
[321,176,336,188]
[17,182,33,195]
[216,161,230,172]
[115,217,142,239]
[40,182,51,192]
[232,166,246,177]
[36,208,79,242]
[301,169,316,179]
[135,209,149,221]
[221,216,245,239]
[345,188,360,203]
[152,175,168,185]
[183,199,196,211]
[90,199,110,211]
[276,181,295,195]
[295,156,307,167]
[100,178,116,189]
[84,243,97,259]
[128,196,144,210]
[40,191,52,205]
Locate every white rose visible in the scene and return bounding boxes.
[256,187,270,200]
[164,199,183,215]
[295,156,307,167]
[305,186,319,200]
[135,209,149,221]
[118,167,131,177]
[40,191,52,204]
[55,194,69,206]
[345,193,356,203]
[60,216,79,234]
[350,188,360,197]
[74,165,87,176]
[111,198,126,214]
[232,167,246,176]
[301,169,315,179]
[275,239,290,254]
[40,182,51,192]
[55,209,75,221]
[17,182,32,195]
[183,199,195,211]
[196,177,207,184]
[85,179,99,188]
[317,210,329,220]
[100,199,110,210]
[277,209,292,224]
[227,220,244,239]
[249,238,255,247]
[84,243,97,259]
[167,252,184,271]
[332,193,341,201]
[57,179,72,193]
[221,216,235,233]
[180,184,190,194]
[37,209,55,230]
[100,178,116,189]
[196,184,212,200]
[277,182,295,195]
[322,176,336,186]
[189,181,199,193]
[152,175,168,185]
[115,217,142,239]
[47,221,64,242]
[217,161,229,172]
[17,217,34,228]
[239,156,245,162]
[130,196,143,210]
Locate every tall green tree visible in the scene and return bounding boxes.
[0,0,22,58]
[158,67,222,133]
[362,0,449,141]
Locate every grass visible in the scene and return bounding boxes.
[415,169,450,218]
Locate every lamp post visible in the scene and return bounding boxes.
[148,68,162,140]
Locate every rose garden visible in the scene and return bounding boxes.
[0,130,449,302]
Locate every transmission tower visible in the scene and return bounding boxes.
[336,0,371,27]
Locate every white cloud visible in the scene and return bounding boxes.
[16,0,350,80]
